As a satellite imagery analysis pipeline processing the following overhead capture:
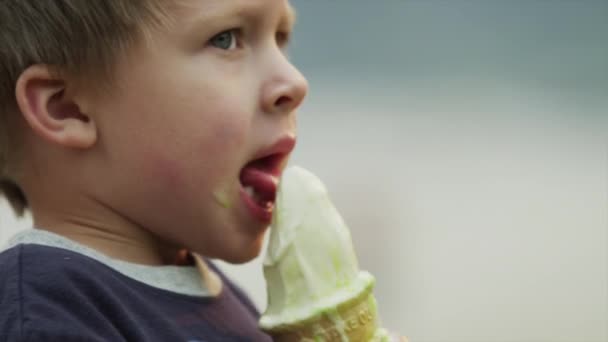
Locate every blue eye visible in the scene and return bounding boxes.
[210,30,237,50]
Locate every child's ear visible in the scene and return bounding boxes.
[15,64,97,149]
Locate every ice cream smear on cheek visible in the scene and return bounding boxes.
[260,166,390,341]
[213,190,231,209]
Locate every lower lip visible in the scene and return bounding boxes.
[239,187,273,224]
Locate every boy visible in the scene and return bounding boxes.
[0,0,307,340]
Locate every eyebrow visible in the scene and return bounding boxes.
[182,1,298,32]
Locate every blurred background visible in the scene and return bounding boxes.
[2,1,607,341]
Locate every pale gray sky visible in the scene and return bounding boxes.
[290,0,608,99]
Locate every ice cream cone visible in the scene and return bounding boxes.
[259,166,392,342]
[263,281,389,341]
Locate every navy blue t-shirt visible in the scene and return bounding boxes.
[0,244,272,341]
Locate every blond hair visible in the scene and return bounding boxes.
[0,0,172,215]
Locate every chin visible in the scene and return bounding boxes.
[221,235,266,264]
[221,248,261,264]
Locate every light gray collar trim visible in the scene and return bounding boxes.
[6,229,211,297]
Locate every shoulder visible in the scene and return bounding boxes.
[0,244,127,341]
[0,245,23,340]
[2,243,116,293]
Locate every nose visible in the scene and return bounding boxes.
[260,53,308,115]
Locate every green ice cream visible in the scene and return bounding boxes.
[260,166,389,341]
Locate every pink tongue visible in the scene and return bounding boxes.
[239,167,278,202]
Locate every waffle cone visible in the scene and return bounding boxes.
[263,287,384,342]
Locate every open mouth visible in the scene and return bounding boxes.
[240,154,282,209]
[238,137,295,223]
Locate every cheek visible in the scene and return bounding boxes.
[143,114,249,196]
[150,154,185,191]
[206,116,249,154]
[104,69,253,189]
[133,150,191,207]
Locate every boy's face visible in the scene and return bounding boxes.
[85,0,307,263]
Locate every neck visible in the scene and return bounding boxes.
[29,195,179,266]
[18,144,181,266]
[29,199,224,295]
